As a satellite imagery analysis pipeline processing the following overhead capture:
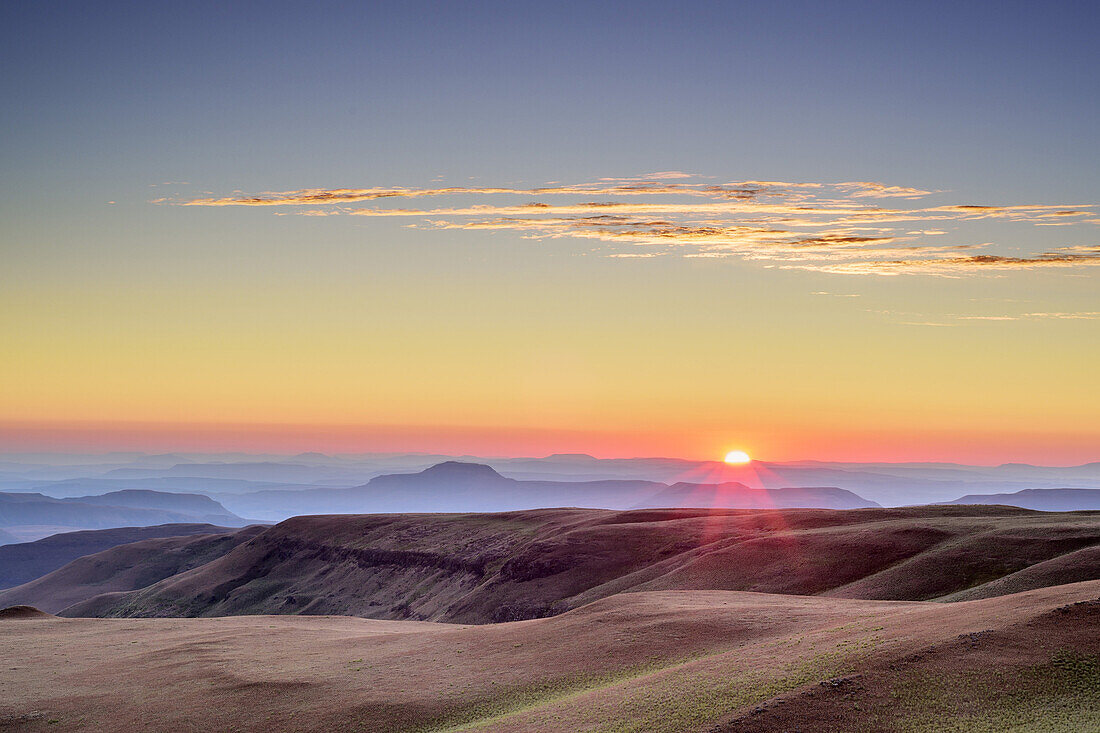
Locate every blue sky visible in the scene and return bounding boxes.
[3,1,1097,199]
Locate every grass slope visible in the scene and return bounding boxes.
[1,581,1097,732]
[0,526,266,613]
[0,523,239,590]
[53,505,1100,622]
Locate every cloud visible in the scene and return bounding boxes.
[898,321,957,327]
[170,176,1099,277]
[961,311,1100,321]
[598,171,699,181]
[786,247,1100,276]
[176,181,772,207]
[837,182,938,198]
[734,181,823,189]
[1021,311,1100,320]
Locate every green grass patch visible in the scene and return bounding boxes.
[401,637,875,733]
[890,651,1100,733]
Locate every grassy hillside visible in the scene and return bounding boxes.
[3,581,1097,732]
[0,526,266,613]
[56,505,1100,622]
[0,523,240,590]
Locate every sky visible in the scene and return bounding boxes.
[2,1,1098,464]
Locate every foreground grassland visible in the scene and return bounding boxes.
[891,651,1100,733]
[4,581,1098,732]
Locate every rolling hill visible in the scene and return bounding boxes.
[0,523,242,590]
[0,526,266,613]
[45,505,1100,622]
[3,581,1097,732]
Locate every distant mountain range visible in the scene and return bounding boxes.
[0,489,249,542]
[3,454,1100,524]
[939,488,1100,512]
[212,461,880,520]
[8,476,321,499]
[2,451,1098,507]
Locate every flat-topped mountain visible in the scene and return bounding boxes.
[414,460,507,481]
[648,482,873,510]
[0,490,248,542]
[942,487,1100,511]
[63,489,238,517]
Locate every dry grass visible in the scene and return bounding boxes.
[3,582,1099,732]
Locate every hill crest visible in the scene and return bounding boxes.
[52,504,1100,624]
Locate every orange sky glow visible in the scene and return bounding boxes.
[1,420,1096,465]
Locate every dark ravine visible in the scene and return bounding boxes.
[38,505,1100,623]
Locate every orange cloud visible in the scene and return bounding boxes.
[784,247,1100,276]
[837,182,938,198]
[171,177,1098,276]
[178,181,767,207]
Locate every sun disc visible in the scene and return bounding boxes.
[724,450,751,464]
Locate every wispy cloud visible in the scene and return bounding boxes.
[838,182,938,198]
[958,311,1100,321]
[898,321,958,327]
[174,181,770,207]
[167,174,1099,276]
[598,171,699,181]
[871,306,1100,326]
[786,246,1100,276]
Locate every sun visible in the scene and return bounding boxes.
[724,450,751,465]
